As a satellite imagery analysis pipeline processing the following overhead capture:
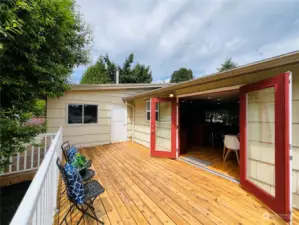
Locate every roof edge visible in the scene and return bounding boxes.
[70,83,173,91]
[124,50,299,101]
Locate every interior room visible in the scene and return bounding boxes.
[179,89,240,180]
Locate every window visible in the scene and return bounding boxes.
[68,104,98,124]
[146,100,159,121]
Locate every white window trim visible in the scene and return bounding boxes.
[67,104,98,125]
[146,100,159,122]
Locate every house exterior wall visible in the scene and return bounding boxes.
[133,98,171,150]
[127,106,133,141]
[246,72,299,208]
[292,74,299,209]
[47,88,150,147]
[131,67,299,209]
[246,87,276,196]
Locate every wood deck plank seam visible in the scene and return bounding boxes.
[53,142,296,225]
[99,145,204,225]
[109,143,284,224]
[107,144,250,225]
[96,145,177,225]
[104,145,218,225]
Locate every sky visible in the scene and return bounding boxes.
[71,0,299,84]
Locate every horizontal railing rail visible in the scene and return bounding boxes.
[10,127,62,225]
[0,133,56,176]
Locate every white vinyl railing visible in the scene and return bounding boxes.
[0,133,56,176]
[10,127,63,225]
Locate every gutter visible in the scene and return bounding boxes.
[71,83,173,91]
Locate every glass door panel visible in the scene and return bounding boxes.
[247,87,275,196]
[150,98,176,158]
[240,72,291,222]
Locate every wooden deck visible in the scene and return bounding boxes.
[180,147,240,180]
[56,142,299,225]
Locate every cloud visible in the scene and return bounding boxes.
[72,0,299,83]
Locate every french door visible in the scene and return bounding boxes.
[150,98,177,158]
[240,72,291,222]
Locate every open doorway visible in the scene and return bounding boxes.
[179,89,240,180]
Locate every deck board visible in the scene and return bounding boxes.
[55,142,298,224]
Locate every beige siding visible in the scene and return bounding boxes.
[133,98,172,150]
[247,87,276,196]
[47,89,152,147]
[134,99,150,148]
[127,106,133,140]
[292,74,299,209]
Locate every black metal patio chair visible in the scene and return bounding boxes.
[57,157,95,183]
[56,158,105,225]
[61,141,92,168]
[57,157,96,214]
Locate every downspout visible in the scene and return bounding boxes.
[125,101,135,143]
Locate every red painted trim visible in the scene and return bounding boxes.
[150,98,177,159]
[239,72,290,222]
[177,99,180,156]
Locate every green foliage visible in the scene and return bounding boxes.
[119,53,152,83]
[217,58,237,72]
[32,99,46,117]
[0,0,91,168]
[0,109,46,168]
[71,153,88,169]
[170,68,194,83]
[80,53,152,84]
[81,55,116,84]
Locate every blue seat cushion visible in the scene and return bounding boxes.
[67,146,78,162]
[64,163,84,204]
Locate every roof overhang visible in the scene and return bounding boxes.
[70,83,173,91]
[123,51,299,101]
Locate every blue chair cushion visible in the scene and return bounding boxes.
[67,146,77,163]
[64,163,84,204]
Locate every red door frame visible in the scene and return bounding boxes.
[239,72,290,222]
[150,98,177,158]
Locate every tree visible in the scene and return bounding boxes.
[119,53,152,83]
[81,56,113,84]
[170,68,194,83]
[0,0,91,168]
[80,53,152,84]
[217,58,237,72]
